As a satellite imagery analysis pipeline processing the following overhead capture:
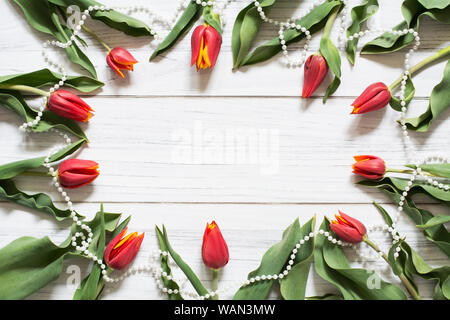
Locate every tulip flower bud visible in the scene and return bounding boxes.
[352,155,386,180]
[57,159,99,189]
[202,221,229,270]
[351,82,391,114]
[330,211,367,243]
[104,228,144,270]
[302,54,329,98]
[47,89,93,122]
[107,47,138,78]
[191,24,222,71]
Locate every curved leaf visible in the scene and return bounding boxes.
[0,138,86,180]
[320,37,341,102]
[279,216,316,300]
[0,179,82,221]
[155,226,183,300]
[48,0,153,37]
[233,218,302,300]
[345,0,379,64]
[0,209,119,300]
[231,0,276,68]
[416,215,450,229]
[406,163,450,179]
[390,76,415,111]
[404,59,450,131]
[239,0,342,67]
[0,69,103,93]
[161,225,209,297]
[13,0,97,78]
[150,2,201,61]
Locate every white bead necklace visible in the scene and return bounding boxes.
[14,0,449,299]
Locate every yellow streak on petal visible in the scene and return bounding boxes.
[113,232,137,250]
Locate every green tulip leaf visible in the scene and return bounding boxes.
[360,181,450,258]
[418,0,450,9]
[361,1,450,55]
[73,205,123,300]
[231,0,276,68]
[0,179,82,221]
[404,59,450,131]
[345,0,379,65]
[416,215,450,229]
[406,163,450,179]
[314,218,407,300]
[279,216,316,300]
[0,138,86,180]
[233,218,303,300]
[390,76,415,112]
[0,209,120,299]
[239,0,342,67]
[155,226,183,300]
[0,69,103,93]
[160,225,209,297]
[150,2,202,61]
[13,0,97,78]
[0,90,88,140]
[320,37,341,102]
[48,0,153,37]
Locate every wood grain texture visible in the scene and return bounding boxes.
[0,0,449,300]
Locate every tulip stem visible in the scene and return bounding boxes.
[363,237,421,300]
[211,269,219,300]
[19,171,51,177]
[386,168,437,177]
[323,4,342,39]
[388,45,450,91]
[0,84,48,96]
[81,24,111,52]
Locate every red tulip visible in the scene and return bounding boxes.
[107,47,138,78]
[351,82,391,114]
[191,24,222,71]
[352,155,386,180]
[57,159,99,189]
[330,211,367,243]
[202,221,229,270]
[302,54,329,98]
[47,89,93,122]
[104,228,144,270]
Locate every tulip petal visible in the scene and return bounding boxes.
[353,90,391,114]
[330,223,364,243]
[104,228,128,266]
[58,159,98,175]
[338,211,367,237]
[302,55,328,98]
[191,25,206,66]
[110,47,138,65]
[204,26,222,69]
[351,82,387,107]
[107,53,125,78]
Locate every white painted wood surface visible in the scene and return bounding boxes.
[0,0,449,300]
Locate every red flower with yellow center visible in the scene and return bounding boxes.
[191,24,222,71]
[330,211,367,243]
[104,228,144,270]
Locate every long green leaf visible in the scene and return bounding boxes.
[13,0,97,78]
[231,0,276,68]
[404,60,450,131]
[0,179,82,221]
[48,0,153,37]
[233,218,302,300]
[345,0,379,64]
[155,226,183,300]
[239,1,342,67]
[161,225,209,297]
[0,138,86,180]
[279,216,316,300]
[320,36,341,102]
[0,68,103,93]
[150,2,201,61]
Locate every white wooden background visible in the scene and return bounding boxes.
[0,0,449,300]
